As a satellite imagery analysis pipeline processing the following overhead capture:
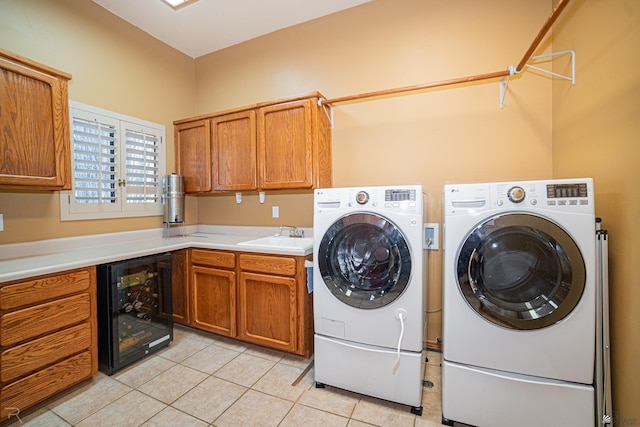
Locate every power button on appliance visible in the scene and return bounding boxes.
[507,186,526,203]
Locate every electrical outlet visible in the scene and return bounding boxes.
[423,223,439,250]
[0,214,3,231]
[272,206,279,218]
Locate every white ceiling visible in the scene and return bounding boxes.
[92,0,372,58]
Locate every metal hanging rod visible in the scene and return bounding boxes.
[319,0,572,108]
[320,70,511,106]
[515,0,571,72]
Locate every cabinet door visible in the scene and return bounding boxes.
[0,51,71,190]
[257,99,313,190]
[171,250,190,325]
[238,271,297,353]
[191,265,236,336]
[175,119,211,193]
[212,110,257,191]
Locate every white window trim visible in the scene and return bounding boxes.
[60,101,166,221]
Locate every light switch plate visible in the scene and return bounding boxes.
[0,214,3,231]
[272,206,279,218]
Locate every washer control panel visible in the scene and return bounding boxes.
[315,186,422,214]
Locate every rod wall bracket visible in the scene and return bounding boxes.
[500,50,576,109]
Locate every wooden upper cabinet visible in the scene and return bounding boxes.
[0,49,72,190]
[173,92,332,194]
[258,99,313,190]
[212,110,257,191]
[175,119,212,193]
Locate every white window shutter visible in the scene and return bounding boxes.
[69,112,121,214]
[122,122,163,211]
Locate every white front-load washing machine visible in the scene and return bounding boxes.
[442,178,597,427]
[313,185,425,415]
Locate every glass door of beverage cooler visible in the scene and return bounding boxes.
[97,253,173,375]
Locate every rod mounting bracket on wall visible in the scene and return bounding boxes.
[500,50,576,109]
[318,98,334,128]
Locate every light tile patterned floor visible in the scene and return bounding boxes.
[6,325,444,427]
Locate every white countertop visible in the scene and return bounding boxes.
[0,225,313,283]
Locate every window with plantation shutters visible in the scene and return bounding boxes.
[60,101,166,221]
[70,114,119,210]
[123,123,161,207]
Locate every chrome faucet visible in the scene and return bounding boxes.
[275,225,304,238]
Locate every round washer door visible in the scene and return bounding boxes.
[456,213,586,330]
[318,212,412,309]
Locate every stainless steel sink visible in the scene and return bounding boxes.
[237,236,313,249]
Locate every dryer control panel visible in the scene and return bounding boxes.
[444,178,594,215]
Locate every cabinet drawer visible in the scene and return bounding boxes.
[1,322,92,382]
[191,249,236,269]
[0,293,91,347]
[239,254,296,276]
[0,268,91,310]
[0,350,93,419]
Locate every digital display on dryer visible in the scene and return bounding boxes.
[385,189,416,201]
[546,183,588,198]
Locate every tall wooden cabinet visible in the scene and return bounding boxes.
[174,92,332,193]
[0,267,98,418]
[0,48,72,190]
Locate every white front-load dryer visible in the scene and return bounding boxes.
[313,185,425,414]
[441,178,597,427]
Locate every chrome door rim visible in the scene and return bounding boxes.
[456,213,586,329]
[318,212,412,309]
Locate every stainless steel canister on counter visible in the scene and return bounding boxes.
[162,174,184,224]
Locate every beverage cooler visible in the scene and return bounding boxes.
[97,253,173,375]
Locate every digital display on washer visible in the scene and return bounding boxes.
[546,183,588,198]
[385,189,416,201]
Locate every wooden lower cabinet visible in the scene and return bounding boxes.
[0,267,98,419]
[171,249,190,325]
[190,249,237,337]
[187,249,312,357]
[238,271,298,353]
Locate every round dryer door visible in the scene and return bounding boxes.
[456,213,586,330]
[318,212,412,309]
